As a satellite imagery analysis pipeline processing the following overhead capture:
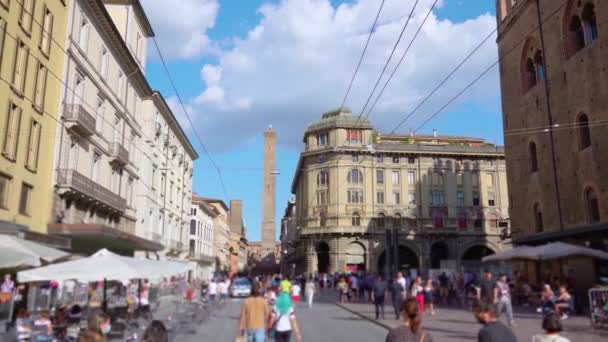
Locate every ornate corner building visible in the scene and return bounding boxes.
[287,109,511,275]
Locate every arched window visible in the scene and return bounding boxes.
[317,170,329,186]
[347,169,363,184]
[433,212,444,228]
[582,3,598,43]
[394,213,402,227]
[377,213,385,228]
[585,187,600,223]
[578,113,591,149]
[352,212,360,227]
[524,58,537,92]
[533,203,543,232]
[319,212,327,227]
[534,51,545,81]
[529,142,538,172]
[569,15,586,53]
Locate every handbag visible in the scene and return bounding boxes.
[267,313,284,338]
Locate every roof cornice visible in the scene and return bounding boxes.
[152,91,199,160]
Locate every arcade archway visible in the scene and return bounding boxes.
[345,242,366,272]
[377,245,419,275]
[430,242,449,269]
[316,242,330,273]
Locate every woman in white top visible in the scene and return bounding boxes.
[532,313,570,342]
[305,275,316,308]
[291,282,301,305]
[270,291,302,342]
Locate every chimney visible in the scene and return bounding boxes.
[229,200,243,235]
[433,129,437,138]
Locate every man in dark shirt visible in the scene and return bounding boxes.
[391,276,405,320]
[473,301,516,342]
[479,270,496,303]
[373,275,387,320]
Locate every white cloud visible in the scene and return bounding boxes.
[180,0,500,150]
[141,0,219,59]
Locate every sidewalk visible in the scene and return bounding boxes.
[337,300,608,342]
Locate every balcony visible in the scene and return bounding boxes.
[300,226,370,235]
[109,142,129,166]
[56,169,127,213]
[63,103,96,137]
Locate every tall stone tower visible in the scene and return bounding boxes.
[262,125,277,253]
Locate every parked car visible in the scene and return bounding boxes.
[230,278,252,298]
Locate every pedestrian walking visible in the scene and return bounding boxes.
[291,281,301,305]
[373,275,387,320]
[269,291,302,342]
[0,274,14,304]
[385,297,433,342]
[349,273,359,303]
[479,270,495,303]
[396,272,408,298]
[239,283,270,342]
[305,276,316,308]
[337,277,348,303]
[423,279,435,316]
[495,274,515,327]
[209,278,217,304]
[391,275,406,320]
[532,313,570,342]
[473,301,516,342]
[219,277,229,304]
[411,277,424,313]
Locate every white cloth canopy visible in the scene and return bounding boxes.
[17,248,194,283]
[482,242,608,262]
[0,235,69,269]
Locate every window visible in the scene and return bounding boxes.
[457,191,464,207]
[127,178,134,207]
[0,173,10,209]
[432,172,443,186]
[12,40,29,94]
[488,192,496,207]
[433,212,444,228]
[0,18,5,66]
[529,142,539,172]
[376,191,384,204]
[534,51,545,82]
[19,0,34,33]
[377,213,385,227]
[408,157,415,164]
[585,187,600,223]
[151,167,158,191]
[117,71,125,101]
[582,3,598,43]
[346,130,362,143]
[489,215,498,229]
[474,217,483,229]
[347,190,363,204]
[456,173,463,186]
[392,170,400,185]
[407,171,415,185]
[100,47,109,78]
[135,32,142,60]
[486,173,495,187]
[319,212,326,227]
[408,191,415,205]
[95,96,104,132]
[18,183,32,216]
[376,169,385,184]
[534,203,543,232]
[376,155,384,163]
[578,113,591,149]
[2,102,22,160]
[523,58,537,92]
[317,190,327,205]
[40,7,53,56]
[25,119,41,171]
[78,15,90,51]
[169,182,174,202]
[392,157,399,164]
[317,170,329,186]
[190,220,196,235]
[393,214,401,227]
[352,213,360,226]
[458,213,467,229]
[316,132,329,146]
[472,191,480,206]
[347,169,363,184]
[431,191,444,206]
[32,63,47,112]
[160,174,166,197]
[393,191,400,205]
[351,155,358,162]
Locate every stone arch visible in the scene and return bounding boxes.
[376,241,421,275]
[459,240,499,263]
[520,36,542,93]
[430,242,450,269]
[345,241,366,272]
[316,241,330,274]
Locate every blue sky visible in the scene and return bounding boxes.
[143,0,500,241]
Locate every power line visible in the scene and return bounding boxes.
[355,0,421,120]
[338,0,386,111]
[364,0,440,121]
[151,37,230,201]
[410,0,572,134]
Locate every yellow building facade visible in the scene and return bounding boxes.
[0,0,69,234]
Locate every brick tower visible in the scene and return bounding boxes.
[262,125,277,254]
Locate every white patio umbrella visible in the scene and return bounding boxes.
[482,242,608,262]
[0,235,70,269]
[17,248,194,283]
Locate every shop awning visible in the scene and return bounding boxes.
[483,242,608,262]
[0,235,70,269]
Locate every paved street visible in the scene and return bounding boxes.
[181,294,387,342]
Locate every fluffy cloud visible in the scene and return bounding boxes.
[180,0,500,150]
[141,0,219,59]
